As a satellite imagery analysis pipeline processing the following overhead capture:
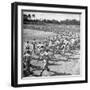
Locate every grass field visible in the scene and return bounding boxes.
[23,24,80,41]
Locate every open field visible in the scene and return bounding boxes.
[23,24,80,41]
[23,24,80,32]
[23,29,57,41]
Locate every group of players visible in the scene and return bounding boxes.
[22,31,80,76]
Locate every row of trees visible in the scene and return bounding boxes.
[23,14,80,25]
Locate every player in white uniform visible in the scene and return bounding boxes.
[40,49,50,76]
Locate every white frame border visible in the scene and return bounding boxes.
[17,5,86,84]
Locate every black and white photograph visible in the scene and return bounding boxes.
[22,11,81,78]
[11,2,88,87]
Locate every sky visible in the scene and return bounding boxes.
[23,11,80,21]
